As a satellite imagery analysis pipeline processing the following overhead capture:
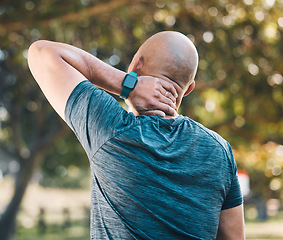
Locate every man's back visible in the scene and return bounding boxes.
[28,31,245,239]
[66,81,242,240]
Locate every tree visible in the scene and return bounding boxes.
[0,58,69,239]
[0,0,282,239]
[0,1,133,238]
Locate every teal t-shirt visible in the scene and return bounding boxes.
[65,80,243,240]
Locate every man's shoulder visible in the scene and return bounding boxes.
[130,115,231,150]
[183,116,232,155]
[65,80,138,158]
[65,80,127,121]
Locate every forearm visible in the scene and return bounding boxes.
[216,205,245,240]
[28,40,177,119]
[30,40,126,95]
[37,41,177,116]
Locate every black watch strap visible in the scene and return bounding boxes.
[120,71,138,99]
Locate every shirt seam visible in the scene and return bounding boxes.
[89,115,142,163]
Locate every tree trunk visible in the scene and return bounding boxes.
[0,126,68,240]
[0,152,41,240]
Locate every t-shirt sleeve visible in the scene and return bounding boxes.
[222,171,243,210]
[222,144,243,210]
[64,80,136,159]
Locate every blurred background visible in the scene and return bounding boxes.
[0,0,282,239]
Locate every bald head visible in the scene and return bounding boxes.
[129,31,198,90]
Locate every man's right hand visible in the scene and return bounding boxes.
[126,76,178,118]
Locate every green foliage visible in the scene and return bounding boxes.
[40,132,90,189]
[0,0,282,212]
[15,210,283,239]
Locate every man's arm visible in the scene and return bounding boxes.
[216,204,245,240]
[28,40,177,120]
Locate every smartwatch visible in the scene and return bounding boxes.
[120,71,138,99]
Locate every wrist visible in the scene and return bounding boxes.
[120,71,138,99]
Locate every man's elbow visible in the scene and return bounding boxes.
[28,40,51,62]
[28,41,44,81]
[28,40,58,81]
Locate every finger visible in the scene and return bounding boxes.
[156,102,177,116]
[157,86,176,105]
[157,84,177,105]
[158,79,178,98]
[158,93,177,110]
[165,90,176,104]
[143,110,166,117]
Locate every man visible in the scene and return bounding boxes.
[28,31,245,239]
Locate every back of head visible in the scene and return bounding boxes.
[137,31,199,89]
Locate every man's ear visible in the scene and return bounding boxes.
[184,80,195,96]
[132,56,144,74]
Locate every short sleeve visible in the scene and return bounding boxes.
[222,144,243,210]
[64,80,136,159]
[222,171,243,210]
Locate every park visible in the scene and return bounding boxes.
[0,0,283,239]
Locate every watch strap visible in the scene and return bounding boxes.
[120,86,132,99]
[120,71,138,99]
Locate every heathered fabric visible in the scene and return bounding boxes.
[65,80,243,240]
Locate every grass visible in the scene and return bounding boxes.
[2,180,282,239]
[15,218,283,240]
[245,211,283,239]
[245,220,283,240]
[16,221,89,240]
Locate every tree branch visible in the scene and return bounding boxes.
[0,0,132,32]
[56,0,131,23]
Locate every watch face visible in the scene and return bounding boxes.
[124,75,137,88]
